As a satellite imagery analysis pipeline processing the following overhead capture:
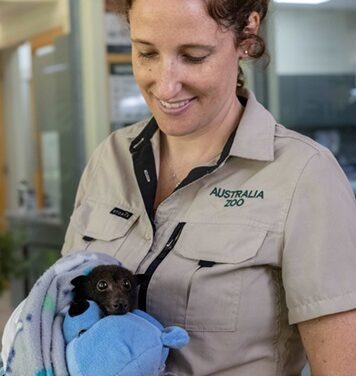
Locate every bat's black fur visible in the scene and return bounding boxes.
[70,265,145,315]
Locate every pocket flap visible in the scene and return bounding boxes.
[175,223,267,264]
[71,200,139,241]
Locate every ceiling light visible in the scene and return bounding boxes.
[273,0,330,4]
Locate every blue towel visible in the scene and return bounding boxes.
[4,251,122,376]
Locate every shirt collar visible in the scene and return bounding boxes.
[129,89,276,162]
[129,117,157,153]
[230,89,276,162]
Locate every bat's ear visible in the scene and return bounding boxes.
[134,274,147,286]
[68,299,90,317]
[71,275,88,287]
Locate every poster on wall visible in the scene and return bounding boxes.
[109,64,151,129]
[105,12,131,53]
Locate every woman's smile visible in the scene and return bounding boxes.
[156,96,196,115]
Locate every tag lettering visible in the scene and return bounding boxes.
[210,187,264,207]
[110,207,133,220]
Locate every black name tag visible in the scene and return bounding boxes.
[110,207,133,220]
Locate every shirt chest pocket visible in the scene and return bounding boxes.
[148,223,267,332]
[69,200,139,257]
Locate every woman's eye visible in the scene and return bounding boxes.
[137,51,157,60]
[122,279,132,290]
[137,51,207,64]
[183,55,207,64]
[96,280,108,291]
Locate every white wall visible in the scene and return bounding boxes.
[2,44,35,211]
[274,8,356,75]
[0,0,70,50]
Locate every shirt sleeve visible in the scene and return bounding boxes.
[283,148,356,324]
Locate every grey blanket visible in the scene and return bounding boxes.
[3,251,121,376]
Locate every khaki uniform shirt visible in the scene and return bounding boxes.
[62,90,356,376]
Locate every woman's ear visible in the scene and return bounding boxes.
[239,11,261,57]
[245,11,261,35]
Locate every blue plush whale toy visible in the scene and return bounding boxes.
[63,300,189,376]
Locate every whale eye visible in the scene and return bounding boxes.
[97,280,108,291]
[122,279,132,290]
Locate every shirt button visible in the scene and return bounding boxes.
[145,233,152,241]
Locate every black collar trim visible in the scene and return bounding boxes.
[175,125,237,191]
[129,117,158,154]
[130,117,158,229]
[130,97,244,224]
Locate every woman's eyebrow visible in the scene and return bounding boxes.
[131,38,153,46]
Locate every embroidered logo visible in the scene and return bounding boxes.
[110,207,133,220]
[210,187,264,207]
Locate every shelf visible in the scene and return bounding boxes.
[107,53,131,64]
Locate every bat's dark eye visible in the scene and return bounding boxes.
[96,280,108,291]
[122,279,131,290]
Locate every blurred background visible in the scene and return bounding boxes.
[0,1,355,373]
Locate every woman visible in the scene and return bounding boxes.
[60,0,356,374]
[46,0,356,374]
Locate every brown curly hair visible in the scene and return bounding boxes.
[113,0,269,90]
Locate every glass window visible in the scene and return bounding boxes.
[260,0,356,194]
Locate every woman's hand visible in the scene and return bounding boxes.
[298,309,356,375]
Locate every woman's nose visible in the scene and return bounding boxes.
[154,59,182,100]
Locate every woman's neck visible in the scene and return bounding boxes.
[161,98,244,169]
[154,97,244,210]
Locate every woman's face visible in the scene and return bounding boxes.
[129,0,243,138]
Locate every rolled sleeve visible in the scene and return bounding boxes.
[283,149,356,324]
